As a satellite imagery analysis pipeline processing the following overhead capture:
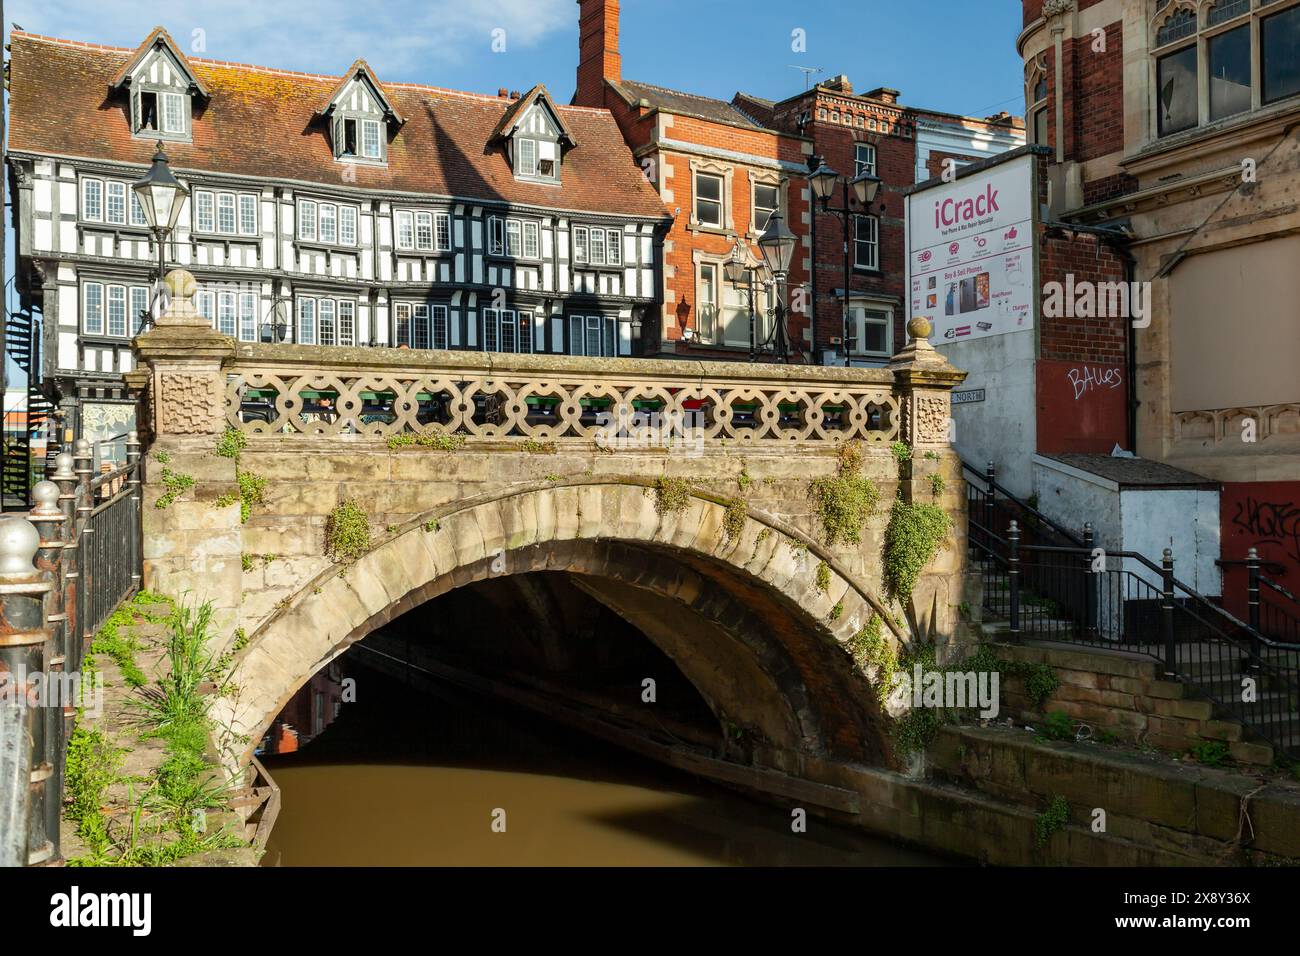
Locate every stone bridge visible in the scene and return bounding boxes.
[132,270,971,808]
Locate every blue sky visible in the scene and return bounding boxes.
[5,0,1027,117]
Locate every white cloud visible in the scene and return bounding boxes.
[8,0,572,77]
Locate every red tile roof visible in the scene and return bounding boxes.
[8,31,669,220]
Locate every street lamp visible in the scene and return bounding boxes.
[755,213,797,363]
[132,142,189,330]
[807,155,886,367]
[723,241,759,361]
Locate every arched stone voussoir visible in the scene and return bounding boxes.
[225,482,896,767]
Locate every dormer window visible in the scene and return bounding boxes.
[492,86,574,185]
[319,61,402,166]
[113,30,206,143]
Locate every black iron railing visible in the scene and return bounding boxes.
[965,460,1300,758]
[0,430,142,866]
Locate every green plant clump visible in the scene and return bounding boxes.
[882,498,951,600]
[154,468,194,509]
[325,500,371,562]
[722,497,747,543]
[929,473,946,497]
[214,426,247,460]
[1192,741,1231,767]
[88,605,148,688]
[810,442,880,546]
[1041,709,1074,742]
[387,430,466,452]
[1035,795,1071,849]
[652,477,692,517]
[828,601,844,622]
[965,645,1060,712]
[521,438,557,455]
[847,616,898,705]
[890,441,913,464]
[815,560,831,592]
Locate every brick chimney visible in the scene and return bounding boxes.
[575,0,621,108]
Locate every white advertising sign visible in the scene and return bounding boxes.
[907,155,1034,344]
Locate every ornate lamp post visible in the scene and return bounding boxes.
[131,143,190,333]
[807,156,883,366]
[755,211,797,364]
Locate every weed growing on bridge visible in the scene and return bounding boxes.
[154,468,194,509]
[847,615,898,705]
[737,465,753,493]
[883,498,952,600]
[424,520,440,533]
[1040,710,1075,742]
[829,601,844,622]
[153,451,171,465]
[1193,741,1232,767]
[811,441,880,546]
[326,500,371,562]
[965,645,1060,712]
[723,497,747,543]
[929,474,946,497]
[64,723,121,862]
[522,438,558,455]
[1034,795,1071,848]
[890,441,912,465]
[652,476,692,516]
[89,605,149,689]
[387,430,466,452]
[215,426,247,460]
[815,561,831,592]
[241,554,255,572]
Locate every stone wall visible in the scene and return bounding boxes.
[994,641,1274,765]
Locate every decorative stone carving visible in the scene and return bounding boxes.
[159,371,219,435]
[1042,0,1075,17]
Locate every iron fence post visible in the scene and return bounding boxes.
[0,699,33,867]
[1083,522,1098,637]
[983,461,996,560]
[52,454,79,675]
[73,439,93,655]
[1162,547,1176,677]
[126,431,142,593]
[0,516,56,864]
[1246,547,1262,671]
[1008,519,1021,636]
[29,481,66,864]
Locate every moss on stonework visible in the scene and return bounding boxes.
[723,497,747,543]
[521,438,558,455]
[815,561,831,593]
[847,615,897,706]
[883,497,951,600]
[325,500,371,562]
[387,430,466,452]
[214,427,247,460]
[810,440,880,546]
[652,477,692,517]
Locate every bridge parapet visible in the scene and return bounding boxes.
[131,271,971,731]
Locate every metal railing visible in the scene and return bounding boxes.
[0,429,143,866]
[964,461,1299,758]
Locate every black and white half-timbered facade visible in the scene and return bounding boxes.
[6,28,670,447]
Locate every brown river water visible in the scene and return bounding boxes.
[261,659,952,867]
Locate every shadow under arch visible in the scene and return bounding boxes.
[214,482,900,771]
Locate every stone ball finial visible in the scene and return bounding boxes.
[74,439,92,459]
[31,481,61,515]
[164,268,198,303]
[53,453,75,480]
[907,316,933,341]
[0,516,41,577]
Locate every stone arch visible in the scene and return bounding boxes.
[213,481,902,770]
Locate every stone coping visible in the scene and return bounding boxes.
[230,342,901,386]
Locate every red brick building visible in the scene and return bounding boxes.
[574,0,1024,365]
[575,1,813,361]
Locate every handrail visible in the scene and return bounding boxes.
[961,458,1086,547]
